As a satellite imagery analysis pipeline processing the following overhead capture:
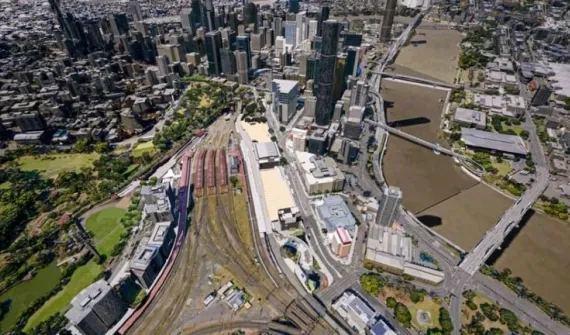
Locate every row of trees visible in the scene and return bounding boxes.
[539,195,568,220]
[480,266,570,327]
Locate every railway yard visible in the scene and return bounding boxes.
[125,115,331,334]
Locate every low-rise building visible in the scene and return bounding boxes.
[332,291,376,334]
[315,195,356,233]
[295,151,345,194]
[65,280,127,335]
[461,128,527,157]
[330,227,352,258]
[253,141,281,169]
[369,318,397,335]
[453,107,486,130]
[278,207,302,230]
[147,221,175,260]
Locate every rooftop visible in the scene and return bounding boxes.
[65,280,112,324]
[316,196,356,232]
[259,168,295,222]
[254,141,280,160]
[273,79,298,94]
[461,128,527,156]
[454,107,486,127]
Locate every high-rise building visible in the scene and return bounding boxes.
[272,79,300,123]
[84,20,105,51]
[65,280,127,335]
[236,50,249,84]
[205,31,223,76]
[296,12,306,46]
[377,186,402,226]
[315,20,340,126]
[251,33,264,51]
[221,48,237,78]
[531,85,553,106]
[236,35,251,68]
[201,0,215,31]
[304,96,317,117]
[345,46,359,79]
[342,31,363,47]
[244,3,258,27]
[111,13,129,37]
[351,80,370,107]
[265,28,274,47]
[338,138,359,164]
[380,0,398,42]
[316,6,330,37]
[289,0,299,14]
[181,8,193,31]
[333,54,347,103]
[273,16,283,36]
[284,21,296,46]
[129,0,143,21]
[308,20,318,40]
[191,0,202,28]
[275,36,286,57]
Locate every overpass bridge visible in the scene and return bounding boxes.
[459,166,549,275]
[363,119,485,176]
[371,71,459,89]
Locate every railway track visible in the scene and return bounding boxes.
[127,194,208,335]
[195,193,325,333]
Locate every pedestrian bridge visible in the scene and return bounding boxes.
[363,119,485,176]
[371,72,459,89]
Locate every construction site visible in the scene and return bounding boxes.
[124,115,332,335]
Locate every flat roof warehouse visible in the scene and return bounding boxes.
[461,128,527,156]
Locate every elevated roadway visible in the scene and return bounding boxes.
[459,165,549,275]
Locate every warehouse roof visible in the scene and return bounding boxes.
[461,128,527,155]
[254,141,280,160]
[454,107,486,128]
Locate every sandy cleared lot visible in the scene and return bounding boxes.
[395,28,462,84]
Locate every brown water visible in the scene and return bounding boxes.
[381,80,570,314]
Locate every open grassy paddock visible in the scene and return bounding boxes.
[17,153,99,179]
[85,207,126,257]
[131,141,156,157]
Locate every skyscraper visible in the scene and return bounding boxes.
[236,35,251,68]
[205,31,223,76]
[376,186,402,226]
[273,17,283,37]
[345,46,359,79]
[191,0,202,28]
[201,0,215,31]
[289,0,299,14]
[333,54,347,103]
[315,20,340,126]
[284,21,296,46]
[296,12,305,46]
[235,50,248,84]
[221,48,237,78]
[380,0,398,42]
[316,6,330,37]
[129,0,143,21]
[181,8,193,32]
[48,0,71,39]
[157,56,169,76]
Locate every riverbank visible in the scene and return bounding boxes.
[381,79,570,315]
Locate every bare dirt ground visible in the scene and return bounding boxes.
[394,28,462,84]
[382,80,477,214]
[381,80,570,314]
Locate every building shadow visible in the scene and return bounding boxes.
[416,214,443,228]
[387,117,431,128]
[485,209,534,266]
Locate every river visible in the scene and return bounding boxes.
[381,79,570,314]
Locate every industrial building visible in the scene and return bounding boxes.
[315,195,356,233]
[453,107,487,130]
[365,225,445,285]
[461,127,527,157]
[65,280,127,335]
[332,291,376,334]
[259,167,296,224]
[295,151,345,194]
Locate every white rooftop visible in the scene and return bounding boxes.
[273,79,298,94]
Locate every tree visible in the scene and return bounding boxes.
[73,138,90,153]
[279,157,288,166]
[359,273,386,296]
[386,296,397,308]
[410,289,424,303]
[94,142,111,154]
[499,308,520,332]
[279,126,286,132]
[230,176,239,187]
[270,135,277,142]
[394,303,412,328]
[438,307,453,334]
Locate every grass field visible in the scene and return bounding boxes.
[132,141,156,157]
[24,260,103,331]
[85,207,126,257]
[17,153,99,178]
[232,192,253,251]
